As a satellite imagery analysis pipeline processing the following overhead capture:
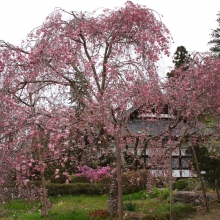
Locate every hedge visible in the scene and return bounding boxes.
[46,183,109,196]
[47,170,148,196]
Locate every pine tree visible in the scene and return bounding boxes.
[209,11,220,58]
[167,46,191,78]
[172,46,191,69]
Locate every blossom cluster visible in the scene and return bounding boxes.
[76,165,110,182]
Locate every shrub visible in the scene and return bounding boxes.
[186,178,200,190]
[97,176,111,185]
[152,176,168,188]
[123,190,146,201]
[147,187,160,199]
[122,171,147,194]
[76,165,110,182]
[173,179,188,190]
[161,188,169,200]
[50,174,67,184]
[71,175,90,183]
[175,179,185,190]
[173,178,199,191]
[48,169,148,196]
[124,201,137,211]
[155,213,170,220]
[46,183,110,196]
[123,188,169,202]
[28,180,41,187]
[173,204,196,218]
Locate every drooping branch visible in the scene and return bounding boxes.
[79,32,101,92]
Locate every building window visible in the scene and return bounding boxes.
[172,158,179,168]
[181,158,189,169]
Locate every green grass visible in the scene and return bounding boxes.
[123,188,170,201]
[0,195,108,220]
[2,199,41,211]
[50,194,108,211]
[123,190,147,200]
[0,192,196,220]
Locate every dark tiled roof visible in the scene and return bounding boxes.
[127,119,173,136]
[126,119,214,137]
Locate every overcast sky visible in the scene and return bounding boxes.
[0,0,219,75]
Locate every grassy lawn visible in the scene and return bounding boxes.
[0,191,196,220]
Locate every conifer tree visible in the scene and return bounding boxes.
[209,11,220,58]
[172,46,191,69]
[167,45,191,78]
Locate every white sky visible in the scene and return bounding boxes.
[0,0,219,75]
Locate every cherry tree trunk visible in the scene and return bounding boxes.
[108,172,118,217]
[191,144,209,211]
[116,134,123,220]
[37,147,50,220]
[108,131,123,219]
[30,93,50,220]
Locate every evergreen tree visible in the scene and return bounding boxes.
[167,45,191,78]
[209,11,220,58]
[172,46,191,69]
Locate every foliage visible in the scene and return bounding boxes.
[2,199,40,212]
[167,45,191,77]
[140,203,196,220]
[47,170,147,196]
[173,204,196,218]
[172,46,191,69]
[188,145,220,188]
[121,170,147,194]
[0,2,172,218]
[50,173,68,184]
[1,193,197,219]
[173,178,199,191]
[124,201,137,211]
[147,188,161,199]
[0,0,171,184]
[70,175,91,183]
[209,11,220,58]
[1,1,220,219]
[46,181,145,196]
[165,52,220,128]
[123,190,147,201]
[123,188,170,202]
[173,179,188,190]
[160,188,169,200]
[46,183,108,196]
